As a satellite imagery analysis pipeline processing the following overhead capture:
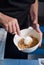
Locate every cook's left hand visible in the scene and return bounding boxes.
[32,23,43,47]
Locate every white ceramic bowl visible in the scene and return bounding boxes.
[13,27,42,53]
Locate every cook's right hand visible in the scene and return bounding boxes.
[0,13,20,35]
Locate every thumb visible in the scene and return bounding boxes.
[34,24,40,33]
[32,23,40,33]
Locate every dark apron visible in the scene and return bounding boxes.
[0,0,35,59]
[4,8,30,59]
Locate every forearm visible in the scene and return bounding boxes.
[0,12,4,26]
[0,12,11,25]
[0,12,10,27]
[30,0,38,24]
[0,12,3,23]
[0,12,5,24]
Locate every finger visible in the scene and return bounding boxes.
[36,24,40,33]
[8,22,12,33]
[39,32,43,47]
[39,43,42,47]
[36,24,42,33]
[36,27,40,33]
[5,24,8,32]
[33,24,40,33]
[12,21,16,34]
[15,21,20,35]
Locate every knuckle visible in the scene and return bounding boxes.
[14,18,18,23]
[8,21,11,24]
[5,24,8,31]
[11,18,18,24]
[5,24,8,28]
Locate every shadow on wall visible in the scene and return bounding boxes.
[39,0,44,2]
[39,1,44,16]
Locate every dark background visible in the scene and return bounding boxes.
[39,0,44,2]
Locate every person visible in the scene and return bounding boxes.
[0,0,42,59]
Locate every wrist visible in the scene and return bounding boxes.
[31,19,38,24]
[30,20,39,27]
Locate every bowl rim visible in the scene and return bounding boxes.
[13,27,42,52]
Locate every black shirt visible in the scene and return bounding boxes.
[0,0,35,59]
[0,0,35,27]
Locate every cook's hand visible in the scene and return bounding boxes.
[32,23,43,47]
[0,13,20,35]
